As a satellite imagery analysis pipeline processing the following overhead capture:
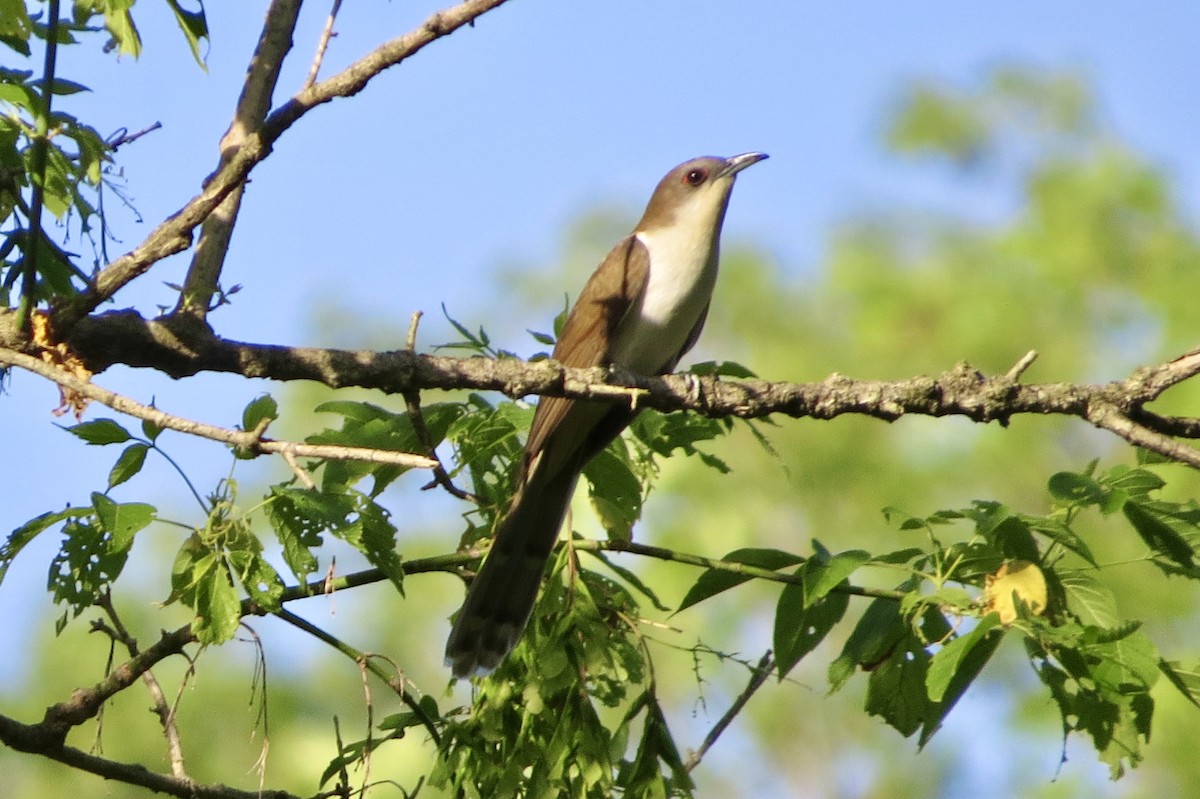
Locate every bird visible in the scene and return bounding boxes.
[444,152,768,678]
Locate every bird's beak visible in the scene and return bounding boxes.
[719,152,769,178]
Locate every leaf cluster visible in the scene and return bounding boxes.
[0,1,207,310]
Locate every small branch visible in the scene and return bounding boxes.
[1127,409,1200,440]
[53,0,515,330]
[1087,402,1200,468]
[406,387,479,502]
[685,651,775,772]
[305,0,344,88]
[0,346,438,470]
[274,540,905,604]
[41,626,194,739]
[107,122,163,151]
[1005,349,1038,380]
[95,594,189,780]
[281,448,318,489]
[174,0,303,319]
[579,539,904,601]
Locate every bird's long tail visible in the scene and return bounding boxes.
[443,465,579,678]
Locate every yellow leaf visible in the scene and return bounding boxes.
[983,560,1047,624]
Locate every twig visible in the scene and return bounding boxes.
[406,387,480,502]
[0,346,438,470]
[271,540,904,605]
[94,594,189,779]
[1005,349,1038,380]
[174,0,303,319]
[281,448,317,489]
[685,651,775,772]
[107,122,163,150]
[402,310,480,499]
[41,626,195,738]
[405,310,423,352]
[305,0,344,88]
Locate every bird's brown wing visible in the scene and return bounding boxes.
[521,236,650,463]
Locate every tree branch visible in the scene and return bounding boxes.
[13,309,1200,468]
[174,0,304,320]
[305,0,345,88]
[0,345,439,470]
[685,651,775,772]
[0,712,303,799]
[51,0,515,331]
[94,594,190,780]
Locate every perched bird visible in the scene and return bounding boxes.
[445,152,768,678]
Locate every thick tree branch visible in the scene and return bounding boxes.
[51,0,514,331]
[0,713,303,799]
[11,308,1200,468]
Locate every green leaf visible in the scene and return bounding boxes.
[1158,659,1200,709]
[165,0,209,69]
[865,635,931,737]
[1090,630,1160,692]
[1060,571,1119,628]
[63,418,132,445]
[1048,471,1105,505]
[329,492,404,592]
[1,505,91,584]
[0,0,32,51]
[1101,464,1166,497]
[583,445,643,541]
[100,0,142,58]
[34,77,90,95]
[926,615,1001,703]
[775,589,848,677]
[804,549,870,604]
[1122,500,1195,568]
[828,596,908,692]
[48,516,129,625]
[107,442,148,489]
[266,487,332,583]
[675,548,805,612]
[90,493,154,552]
[919,622,1002,747]
[191,559,241,644]
[141,417,163,443]
[228,547,285,612]
[1026,515,1096,565]
[242,393,278,433]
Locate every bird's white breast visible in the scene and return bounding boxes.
[608,226,718,374]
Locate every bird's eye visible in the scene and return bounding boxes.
[684,168,707,186]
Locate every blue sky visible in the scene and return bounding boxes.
[2,0,1199,794]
